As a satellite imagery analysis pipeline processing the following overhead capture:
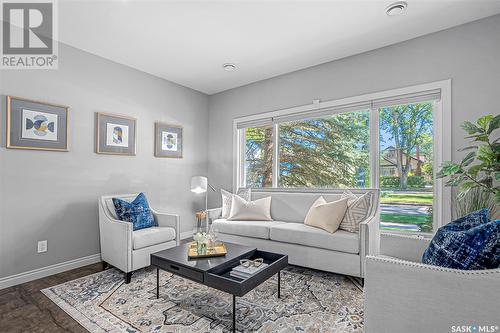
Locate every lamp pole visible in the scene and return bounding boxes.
[205,183,216,229]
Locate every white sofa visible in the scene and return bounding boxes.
[365,236,500,332]
[98,194,180,283]
[208,189,380,278]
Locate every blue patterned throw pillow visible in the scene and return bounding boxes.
[422,209,500,270]
[112,193,156,231]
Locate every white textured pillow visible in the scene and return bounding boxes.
[221,188,251,219]
[227,195,272,221]
[339,191,372,233]
[304,196,349,233]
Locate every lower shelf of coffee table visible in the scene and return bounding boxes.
[204,249,288,297]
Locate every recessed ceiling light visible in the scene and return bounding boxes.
[223,63,236,71]
[385,1,408,16]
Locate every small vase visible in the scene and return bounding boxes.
[197,241,207,255]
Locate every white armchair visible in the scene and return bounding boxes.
[98,194,180,283]
[365,244,500,333]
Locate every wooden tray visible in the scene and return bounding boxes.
[188,242,227,259]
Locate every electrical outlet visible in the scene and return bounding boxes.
[37,240,47,253]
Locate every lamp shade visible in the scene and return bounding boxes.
[191,176,207,194]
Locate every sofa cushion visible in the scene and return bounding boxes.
[304,196,348,233]
[228,196,273,221]
[221,188,251,219]
[133,227,176,250]
[269,222,359,254]
[340,190,372,233]
[212,219,284,239]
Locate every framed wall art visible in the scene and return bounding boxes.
[6,96,69,151]
[96,112,136,155]
[155,122,183,158]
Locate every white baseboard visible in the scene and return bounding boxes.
[180,231,193,240]
[0,253,102,290]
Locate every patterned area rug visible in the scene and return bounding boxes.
[42,266,364,332]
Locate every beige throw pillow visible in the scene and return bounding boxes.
[221,188,251,219]
[227,195,273,221]
[339,191,372,233]
[304,196,349,233]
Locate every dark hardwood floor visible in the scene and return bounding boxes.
[0,263,102,333]
[1,239,192,333]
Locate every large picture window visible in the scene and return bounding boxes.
[235,81,451,234]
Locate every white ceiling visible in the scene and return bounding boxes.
[58,0,500,94]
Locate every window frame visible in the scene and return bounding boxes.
[232,80,452,234]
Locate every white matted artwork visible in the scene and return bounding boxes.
[96,113,136,155]
[21,109,59,141]
[7,96,69,152]
[162,131,178,151]
[106,123,129,148]
[155,122,182,158]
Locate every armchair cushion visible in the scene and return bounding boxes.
[133,227,176,250]
[113,192,156,231]
[422,209,500,270]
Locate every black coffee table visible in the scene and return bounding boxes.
[151,242,288,332]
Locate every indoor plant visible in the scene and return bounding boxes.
[437,114,500,215]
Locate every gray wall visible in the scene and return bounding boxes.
[207,15,500,207]
[0,44,209,278]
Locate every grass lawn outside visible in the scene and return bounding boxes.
[380,213,432,225]
[380,213,433,233]
[380,192,433,205]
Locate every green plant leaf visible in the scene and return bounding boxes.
[437,162,461,178]
[460,181,477,191]
[487,114,500,134]
[461,121,482,135]
[492,142,500,154]
[495,172,500,181]
[458,145,478,151]
[477,145,495,164]
[474,135,490,142]
[461,152,476,167]
[468,164,483,178]
[477,115,493,130]
[446,174,465,187]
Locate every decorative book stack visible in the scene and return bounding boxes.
[230,263,269,279]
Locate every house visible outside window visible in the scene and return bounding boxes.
[234,81,451,234]
[378,102,434,233]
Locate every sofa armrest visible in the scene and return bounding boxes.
[359,212,380,277]
[207,208,222,220]
[98,203,133,273]
[365,255,500,333]
[151,209,180,245]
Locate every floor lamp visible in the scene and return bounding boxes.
[190,176,216,229]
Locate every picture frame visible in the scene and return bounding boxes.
[96,112,136,155]
[6,96,70,152]
[155,122,183,158]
